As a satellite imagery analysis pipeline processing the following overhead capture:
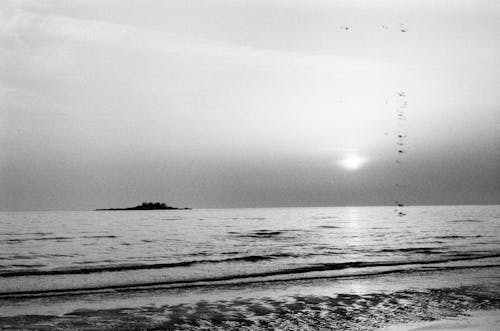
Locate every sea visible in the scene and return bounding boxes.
[1,205,499,298]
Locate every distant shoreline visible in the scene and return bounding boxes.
[95,208,191,211]
[95,202,190,211]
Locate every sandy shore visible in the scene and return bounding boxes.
[1,267,499,330]
[1,283,499,330]
[383,310,500,331]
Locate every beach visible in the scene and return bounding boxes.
[1,267,499,330]
[1,206,499,329]
[383,310,500,331]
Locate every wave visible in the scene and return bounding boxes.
[10,264,47,268]
[0,254,299,278]
[80,235,117,239]
[377,247,440,254]
[2,261,500,299]
[1,236,74,243]
[229,230,284,238]
[434,235,484,239]
[0,232,55,236]
[1,235,120,244]
[1,252,499,280]
[449,219,483,223]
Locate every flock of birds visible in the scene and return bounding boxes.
[341,23,408,33]
[339,22,410,217]
[394,91,408,217]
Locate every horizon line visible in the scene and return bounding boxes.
[1,202,499,212]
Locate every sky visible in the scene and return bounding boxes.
[1,0,499,211]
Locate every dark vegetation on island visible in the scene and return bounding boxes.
[95,202,190,211]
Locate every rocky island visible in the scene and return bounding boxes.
[95,202,190,211]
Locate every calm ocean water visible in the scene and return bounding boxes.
[1,205,499,296]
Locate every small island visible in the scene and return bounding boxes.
[95,202,191,211]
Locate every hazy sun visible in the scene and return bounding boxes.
[338,155,367,171]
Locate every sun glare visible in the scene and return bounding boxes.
[338,155,367,171]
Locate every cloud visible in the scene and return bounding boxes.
[1,0,499,209]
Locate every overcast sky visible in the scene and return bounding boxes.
[1,0,499,210]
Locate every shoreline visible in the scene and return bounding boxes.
[1,284,498,330]
[383,310,500,331]
[1,266,499,330]
[2,263,500,301]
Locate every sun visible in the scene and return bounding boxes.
[338,155,367,171]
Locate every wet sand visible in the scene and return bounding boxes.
[383,310,500,331]
[1,283,499,330]
[1,265,499,330]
